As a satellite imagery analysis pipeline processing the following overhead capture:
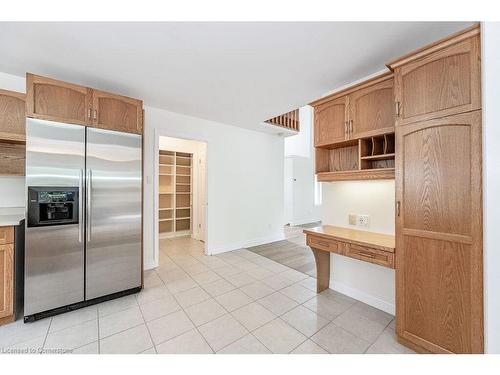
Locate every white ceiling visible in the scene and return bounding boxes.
[0,22,473,131]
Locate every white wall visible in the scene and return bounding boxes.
[0,72,25,92]
[284,106,313,158]
[284,106,321,225]
[482,21,500,354]
[144,105,285,269]
[321,180,396,314]
[0,72,26,208]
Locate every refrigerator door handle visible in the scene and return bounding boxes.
[87,169,92,242]
[78,168,84,243]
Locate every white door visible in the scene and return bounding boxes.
[284,157,294,225]
[197,154,207,242]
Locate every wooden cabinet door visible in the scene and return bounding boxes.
[91,89,143,134]
[0,243,14,319]
[0,143,25,176]
[395,111,483,353]
[0,89,26,143]
[394,35,481,126]
[26,73,91,126]
[349,77,394,138]
[314,96,348,146]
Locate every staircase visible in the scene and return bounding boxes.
[265,109,300,132]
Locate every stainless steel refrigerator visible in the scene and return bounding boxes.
[24,118,142,321]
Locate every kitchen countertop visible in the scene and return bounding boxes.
[0,207,25,227]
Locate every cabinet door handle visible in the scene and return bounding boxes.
[78,169,84,243]
[349,120,353,134]
[344,122,348,136]
[358,251,375,259]
[396,201,401,217]
[395,101,401,116]
[93,109,97,120]
[87,169,92,242]
[88,108,91,120]
[317,241,330,247]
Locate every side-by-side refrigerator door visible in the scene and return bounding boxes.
[85,127,142,300]
[25,119,86,316]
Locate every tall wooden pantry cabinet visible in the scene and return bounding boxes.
[389,24,483,354]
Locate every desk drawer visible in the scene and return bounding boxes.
[0,227,14,245]
[308,235,345,255]
[345,243,394,268]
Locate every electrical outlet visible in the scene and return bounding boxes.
[357,214,370,227]
[348,214,357,225]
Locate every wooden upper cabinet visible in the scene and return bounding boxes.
[0,89,26,176]
[311,72,394,147]
[313,96,348,146]
[388,26,481,126]
[26,73,143,134]
[91,89,143,134]
[349,76,394,138]
[26,73,91,126]
[0,89,26,143]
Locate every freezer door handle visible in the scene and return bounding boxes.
[78,169,84,243]
[87,169,92,242]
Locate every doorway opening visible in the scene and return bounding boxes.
[155,135,207,260]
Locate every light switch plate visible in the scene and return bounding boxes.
[357,215,370,227]
[349,214,357,225]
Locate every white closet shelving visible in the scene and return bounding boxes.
[158,150,192,238]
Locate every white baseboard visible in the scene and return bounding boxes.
[143,260,158,271]
[159,230,191,239]
[329,279,395,315]
[288,217,321,226]
[207,231,285,255]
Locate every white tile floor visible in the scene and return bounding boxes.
[0,235,414,354]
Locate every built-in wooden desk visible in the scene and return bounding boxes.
[303,225,395,293]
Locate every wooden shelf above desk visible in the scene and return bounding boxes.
[304,225,395,293]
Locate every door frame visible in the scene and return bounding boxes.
[153,128,209,265]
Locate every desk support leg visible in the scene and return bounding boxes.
[311,247,330,293]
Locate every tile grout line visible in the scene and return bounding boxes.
[96,306,101,354]
[39,306,101,335]
[270,316,309,353]
[362,316,394,354]
[287,336,312,354]
[216,329,272,354]
[136,298,159,354]
[308,331,334,354]
[41,317,53,350]
[176,300,217,354]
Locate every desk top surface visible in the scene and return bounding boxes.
[303,225,395,252]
